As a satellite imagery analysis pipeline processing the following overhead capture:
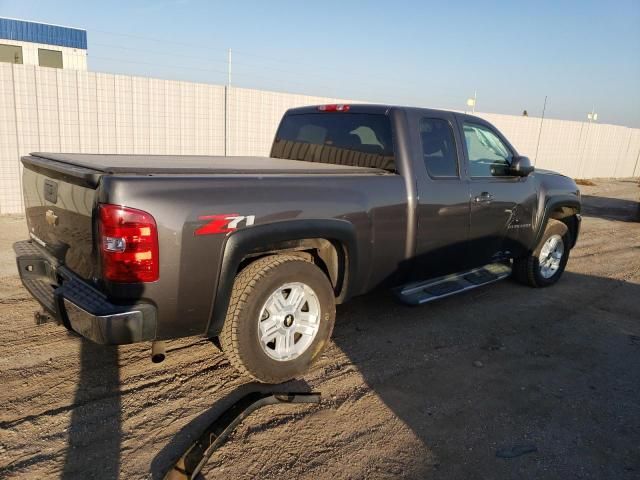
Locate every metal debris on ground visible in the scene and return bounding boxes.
[164,391,321,480]
[495,444,538,459]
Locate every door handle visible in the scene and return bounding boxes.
[474,192,494,204]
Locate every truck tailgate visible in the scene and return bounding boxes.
[22,163,96,281]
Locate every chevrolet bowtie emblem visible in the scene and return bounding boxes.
[45,209,58,226]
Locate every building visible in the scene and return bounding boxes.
[0,17,87,70]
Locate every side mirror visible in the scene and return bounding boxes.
[510,156,534,176]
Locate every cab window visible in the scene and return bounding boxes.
[463,123,512,177]
[420,118,459,178]
[272,113,396,171]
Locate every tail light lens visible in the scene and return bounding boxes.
[99,204,159,282]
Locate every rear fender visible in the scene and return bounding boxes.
[206,219,358,337]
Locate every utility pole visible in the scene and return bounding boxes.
[227,48,232,87]
[533,95,547,165]
[224,48,232,156]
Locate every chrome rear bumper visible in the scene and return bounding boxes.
[14,240,157,344]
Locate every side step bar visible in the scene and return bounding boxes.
[395,263,512,305]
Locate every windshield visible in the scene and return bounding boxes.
[271,113,396,171]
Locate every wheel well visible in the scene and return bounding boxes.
[549,206,579,247]
[236,238,348,302]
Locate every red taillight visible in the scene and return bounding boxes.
[99,204,159,283]
[317,104,350,112]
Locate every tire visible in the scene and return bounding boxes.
[513,219,570,288]
[220,254,336,383]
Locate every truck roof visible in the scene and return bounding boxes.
[285,104,490,126]
[286,103,461,117]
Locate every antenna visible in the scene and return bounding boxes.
[534,95,547,165]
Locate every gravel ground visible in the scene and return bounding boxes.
[0,179,639,480]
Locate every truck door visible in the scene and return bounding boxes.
[461,120,537,267]
[412,112,471,279]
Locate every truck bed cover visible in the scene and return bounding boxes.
[28,152,388,175]
[22,152,389,188]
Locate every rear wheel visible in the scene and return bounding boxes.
[220,254,336,383]
[513,219,570,287]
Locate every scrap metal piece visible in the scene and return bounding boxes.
[34,309,55,325]
[164,391,321,480]
[495,444,538,458]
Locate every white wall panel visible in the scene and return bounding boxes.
[96,73,116,153]
[148,78,167,154]
[0,65,638,214]
[114,75,134,154]
[0,64,19,214]
[131,76,150,154]
[57,69,80,152]
[11,65,40,213]
[164,80,182,154]
[193,83,225,155]
[34,67,60,152]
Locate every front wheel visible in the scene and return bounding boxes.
[513,219,570,287]
[220,254,336,383]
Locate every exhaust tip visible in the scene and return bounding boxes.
[151,352,166,363]
[151,341,166,363]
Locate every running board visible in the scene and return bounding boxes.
[395,263,512,305]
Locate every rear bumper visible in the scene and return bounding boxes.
[13,240,157,345]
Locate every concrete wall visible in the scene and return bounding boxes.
[0,63,638,214]
[0,39,87,70]
[476,112,640,180]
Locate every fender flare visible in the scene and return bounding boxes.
[531,195,581,250]
[205,219,358,337]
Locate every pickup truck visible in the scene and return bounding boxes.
[14,104,581,383]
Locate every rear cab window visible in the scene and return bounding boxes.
[271,111,396,171]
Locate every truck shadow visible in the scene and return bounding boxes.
[581,195,639,222]
[56,261,639,478]
[61,340,121,479]
[328,270,640,477]
[146,269,640,479]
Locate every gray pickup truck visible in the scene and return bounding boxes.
[14,104,581,383]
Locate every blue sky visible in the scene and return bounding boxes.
[1,0,639,126]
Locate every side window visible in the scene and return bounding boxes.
[38,49,63,69]
[463,123,513,177]
[419,118,459,177]
[0,44,23,64]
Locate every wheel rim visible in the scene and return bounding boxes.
[258,282,321,362]
[539,234,564,279]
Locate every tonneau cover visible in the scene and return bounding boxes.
[28,152,387,175]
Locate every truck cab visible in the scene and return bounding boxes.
[272,105,580,286]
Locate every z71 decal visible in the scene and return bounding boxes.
[194,214,256,236]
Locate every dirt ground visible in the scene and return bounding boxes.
[0,179,639,480]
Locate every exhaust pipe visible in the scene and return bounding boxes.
[151,341,166,363]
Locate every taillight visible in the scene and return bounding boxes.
[98,204,159,282]
[317,104,350,112]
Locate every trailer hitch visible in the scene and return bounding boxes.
[163,391,321,480]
